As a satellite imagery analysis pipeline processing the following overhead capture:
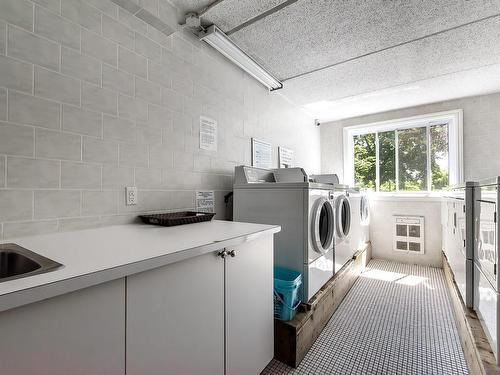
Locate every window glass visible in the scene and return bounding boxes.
[398,127,428,192]
[353,133,376,189]
[430,124,449,191]
[379,131,396,192]
[350,117,455,194]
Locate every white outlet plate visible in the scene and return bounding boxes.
[126,187,138,206]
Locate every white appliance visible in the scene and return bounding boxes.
[333,188,351,273]
[472,177,500,363]
[360,191,370,245]
[233,166,342,302]
[441,184,474,308]
[347,189,370,258]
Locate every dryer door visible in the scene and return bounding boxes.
[311,197,335,254]
[336,194,351,240]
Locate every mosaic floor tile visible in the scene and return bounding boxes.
[262,259,469,375]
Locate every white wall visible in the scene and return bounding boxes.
[368,198,442,267]
[0,0,320,239]
[321,92,500,267]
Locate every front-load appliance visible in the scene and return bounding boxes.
[360,191,370,245]
[233,166,342,302]
[472,177,500,363]
[347,188,370,258]
[333,188,351,273]
[442,184,474,308]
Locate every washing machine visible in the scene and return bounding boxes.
[347,188,370,258]
[233,166,338,303]
[360,191,370,245]
[333,187,351,273]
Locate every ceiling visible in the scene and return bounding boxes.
[170,0,500,122]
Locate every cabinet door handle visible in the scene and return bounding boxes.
[218,250,228,259]
[228,250,236,258]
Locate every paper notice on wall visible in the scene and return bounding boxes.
[199,116,217,151]
[196,191,215,213]
[252,138,272,169]
[279,146,294,168]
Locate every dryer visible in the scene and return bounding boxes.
[472,177,500,363]
[442,184,474,308]
[233,166,339,302]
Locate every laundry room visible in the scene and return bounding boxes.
[0,0,499,374]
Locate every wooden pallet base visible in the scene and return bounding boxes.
[274,243,372,368]
[443,253,500,375]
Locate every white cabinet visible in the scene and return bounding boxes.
[0,279,126,375]
[225,234,274,375]
[126,251,225,375]
[127,234,274,375]
[0,232,275,375]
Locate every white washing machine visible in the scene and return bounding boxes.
[360,191,370,245]
[347,188,370,258]
[333,188,351,273]
[233,166,338,303]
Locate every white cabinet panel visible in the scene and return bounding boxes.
[126,251,224,375]
[225,234,274,375]
[0,279,125,375]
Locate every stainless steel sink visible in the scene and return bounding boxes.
[0,243,62,283]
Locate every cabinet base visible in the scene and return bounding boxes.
[273,242,372,368]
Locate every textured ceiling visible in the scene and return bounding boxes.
[203,0,289,32]
[167,0,213,15]
[177,0,500,121]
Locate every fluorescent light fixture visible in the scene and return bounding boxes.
[199,25,283,91]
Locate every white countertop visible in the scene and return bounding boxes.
[0,220,280,312]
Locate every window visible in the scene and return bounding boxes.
[344,110,463,194]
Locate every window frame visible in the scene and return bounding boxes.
[343,109,463,195]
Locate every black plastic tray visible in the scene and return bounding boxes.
[139,211,216,227]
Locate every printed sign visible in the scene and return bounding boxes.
[196,190,215,213]
[279,146,294,168]
[199,116,217,151]
[252,138,272,169]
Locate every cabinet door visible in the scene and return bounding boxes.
[127,251,224,375]
[0,279,125,375]
[225,235,274,375]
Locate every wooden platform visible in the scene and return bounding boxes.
[443,253,500,375]
[274,243,372,368]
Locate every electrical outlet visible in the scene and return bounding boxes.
[126,187,138,206]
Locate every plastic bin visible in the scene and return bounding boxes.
[274,267,302,321]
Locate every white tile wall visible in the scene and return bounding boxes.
[321,92,500,266]
[0,0,320,239]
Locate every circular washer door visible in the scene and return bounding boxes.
[336,195,351,240]
[360,195,370,224]
[311,197,335,254]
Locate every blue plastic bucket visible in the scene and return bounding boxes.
[274,267,302,321]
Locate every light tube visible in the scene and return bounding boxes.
[199,25,283,91]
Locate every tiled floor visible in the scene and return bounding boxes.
[262,259,469,375]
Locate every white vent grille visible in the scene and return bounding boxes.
[393,216,425,254]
